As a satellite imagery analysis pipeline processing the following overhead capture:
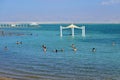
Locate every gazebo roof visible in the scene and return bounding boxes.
[66,24,80,28]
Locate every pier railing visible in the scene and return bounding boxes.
[0,23,39,28]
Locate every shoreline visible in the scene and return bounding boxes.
[0,77,15,80]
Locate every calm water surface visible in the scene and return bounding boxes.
[0,24,120,80]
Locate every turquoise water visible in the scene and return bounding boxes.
[0,24,120,80]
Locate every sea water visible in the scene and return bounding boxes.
[0,24,120,80]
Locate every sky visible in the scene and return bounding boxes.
[0,0,120,23]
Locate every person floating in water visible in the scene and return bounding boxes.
[112,42,115,46]
[16,41,19,44]
[43,47,47,52]
[53,48,64,53]
[73,47,77,52]
[16,41,22,45]
[4,46,8,51]
[42,45,46,48]
[71,44,77,52]
[72,44,75,48]
[53,49,57,53]
[61,48,64,52]
[1,31,4,36]
[42,45,47,53]
[92,48,96,52]
[20,41,22,44]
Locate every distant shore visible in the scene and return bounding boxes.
[0,22,120,24]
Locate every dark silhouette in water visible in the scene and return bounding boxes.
[0,31,5,36]
[2,31,4,36]
[20,41,22,44]
[55,49,58,53]
[42,45,47,53]
[73,47,77,52]
[72,44,75,48]
[53,48,64,53]
[71,44,77,52]
[16,41,19,44]
[16,41,22,45]
[92,48,96,52]
[42,45,46,48]
[61,48,64,52]
[4,46,8,51]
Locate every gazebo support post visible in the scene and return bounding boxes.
[82,26,85,37]
[60,26,63,37]
[71,28,74,37]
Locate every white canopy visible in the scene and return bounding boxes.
[60,24,85,37]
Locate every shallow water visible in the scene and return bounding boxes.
[0,24,120,80]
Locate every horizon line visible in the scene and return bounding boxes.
[0,21,120,24]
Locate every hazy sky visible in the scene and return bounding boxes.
[0,0,120,23]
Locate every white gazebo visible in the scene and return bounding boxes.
[60,24,85,37]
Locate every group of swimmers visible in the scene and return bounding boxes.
[3,41,22,51]
[71,44,96,53]
[41,44,96,53]
[3,41,116,54]
[42,44,64,53]
[40,42,116,53]
[72,44,96,52]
